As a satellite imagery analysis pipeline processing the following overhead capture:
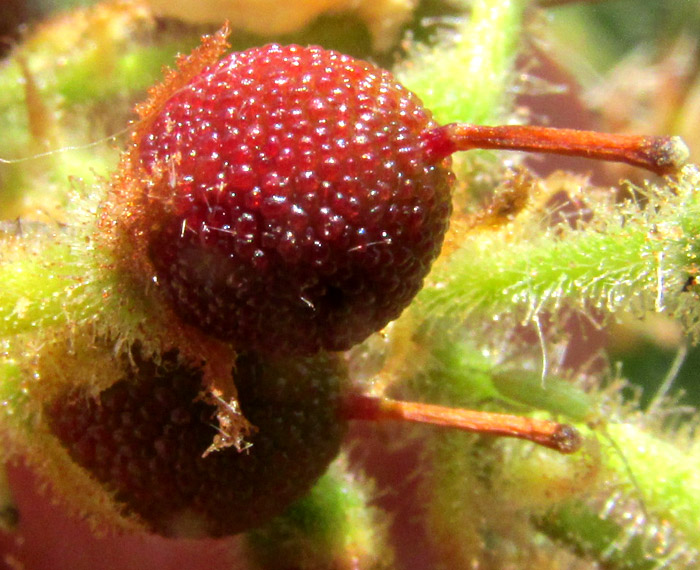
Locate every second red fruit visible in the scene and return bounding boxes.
[137,44,453,355]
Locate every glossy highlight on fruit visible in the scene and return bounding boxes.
[136,43,454,355]
[46,351,347,538]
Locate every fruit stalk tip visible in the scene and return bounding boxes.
[654,135,690,172]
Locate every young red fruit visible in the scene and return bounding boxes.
[134,44,453,355]
[46,351,347,538]
[125,41,686,356]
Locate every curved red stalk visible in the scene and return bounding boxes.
[423,123,689,175]
[344,393,582,454]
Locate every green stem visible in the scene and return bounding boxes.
[0,242,86,336]
[0,359,29,423]
[602,422,700,546]
[397,0,525,126]
[406,330,593,421]
[416,167,700,336]
[246,455,392,570]
[0,234,151,340]
[538,502,663,570]
[538,418,700,568]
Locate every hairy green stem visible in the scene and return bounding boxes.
[417,167,700,337]
[537,421,700,568]
[246,455,391,569]
[0,243,86,336]
[397,0,525,126]
[603,422,700,546]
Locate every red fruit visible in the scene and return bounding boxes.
[123,39,684,356]
[136,44,454,355]
[46,351,347,537]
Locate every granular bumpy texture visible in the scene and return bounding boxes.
[46,351,347,537]
[138,44,453,355]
